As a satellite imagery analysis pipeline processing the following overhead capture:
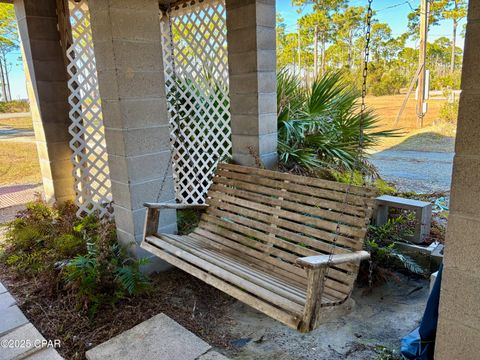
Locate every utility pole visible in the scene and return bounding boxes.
[298,26,301,77]
[417,0,429,128]
[314,25,319,78]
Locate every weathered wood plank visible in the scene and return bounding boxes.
[161,234,308,305]
[209,183,366,227]
[146,236,305,315]
[299,267,326,333]
[199,214,356,286]
[218,163,377,197]
[196,219,354,296]
[297,251,371,269]
[215,168,375,207]
[207,191,365,238]
[144,208,160,237]
[141,240,301,329]
[206,197,363,250]
[213,177,367,217]
[144,202,209,210]
[189,230,309,286]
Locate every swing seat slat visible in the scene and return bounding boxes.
[141,163,377,332]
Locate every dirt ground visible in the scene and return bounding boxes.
[1,263,429,360]
[216,274,429,360]
[0,267,236,360]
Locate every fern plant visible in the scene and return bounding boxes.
[0,199,83,276]
[364,214,428,279]
[64,222,150,317]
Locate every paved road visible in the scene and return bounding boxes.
[0,112,31,119]
[0,112,35,142]
[370,150,454,193]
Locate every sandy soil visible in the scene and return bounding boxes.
[219,274,429,360]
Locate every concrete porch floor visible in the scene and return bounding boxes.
[85,313,229,360]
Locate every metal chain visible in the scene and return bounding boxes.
[155,7,177,203]
[319,0,374,298]
[363,0,375,289]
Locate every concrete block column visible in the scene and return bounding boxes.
[88,0,176,260]
[14,0,75,203]
[435,2,480,359]
[226,0,277,169]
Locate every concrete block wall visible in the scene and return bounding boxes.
[88,0,176,265]
[14,0,75,204]
[226,0,277,169]
[435,1,480,359]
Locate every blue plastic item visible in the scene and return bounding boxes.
[400,264,443,359]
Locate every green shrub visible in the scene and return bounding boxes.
[2,199,151,318]
[0,100,30,113]
[370,70,406,96]
[439,100,459,123]
[329,170,396,194]
[63,221,150,317]
[177,208,203,235]
[1,199,81,275]
[363,214,428,284]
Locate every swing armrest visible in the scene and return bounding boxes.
[144,202,209,210]
[296,251,370,270]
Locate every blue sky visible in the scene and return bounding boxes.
[277,0,465,43]
[8,0,466,100]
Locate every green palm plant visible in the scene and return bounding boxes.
[277,69,399,174]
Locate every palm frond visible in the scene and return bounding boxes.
[277,69,399,174]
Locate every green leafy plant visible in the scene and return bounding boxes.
[375,345,403,360]
[1,199,82,275]
[2,199,150,318]
[0,100,29,113]
[277,69,400,174]
[329,169,397,195]
[359,214,427,283]
[439,99,459,123]
[63,221,150,317]
[177,208,203,235]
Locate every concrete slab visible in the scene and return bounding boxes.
[86,314,211,360]
[0,282,7,294]
[24,348,64,360]
[0,292,16,310]
[0,305,29,337]
[0,323,45,360]
[197,350,230,360]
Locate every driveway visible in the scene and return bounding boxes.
[370,150,454,193]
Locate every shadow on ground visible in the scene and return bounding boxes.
[220,275,428,360]
[389,132,455,153]
[370,132,454,193]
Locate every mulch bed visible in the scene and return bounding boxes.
[0,266,236,360]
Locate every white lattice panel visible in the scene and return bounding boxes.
[161,0,232,204]
[67,0,112,217]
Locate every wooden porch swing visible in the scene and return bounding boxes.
[142,163,376,332]
[141,0,376,332]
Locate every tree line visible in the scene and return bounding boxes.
[0,4,18,102]
[277,0,467,96]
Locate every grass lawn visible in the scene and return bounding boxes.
[0,117,33,130]
[0,141,41,186]
[367,95,455,152]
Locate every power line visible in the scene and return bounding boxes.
[376,1,414,13]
